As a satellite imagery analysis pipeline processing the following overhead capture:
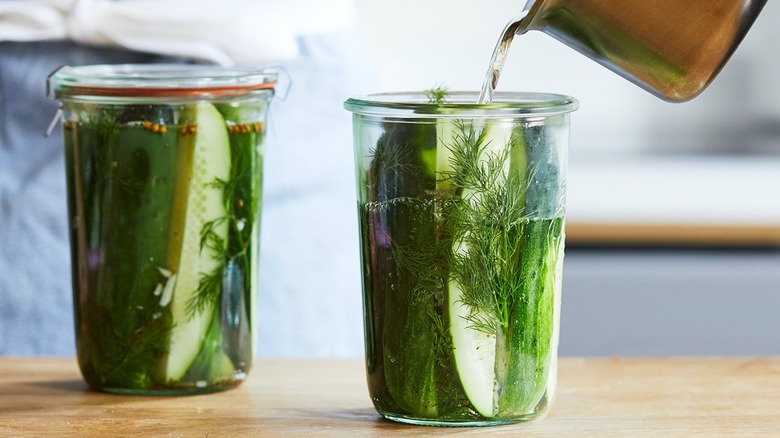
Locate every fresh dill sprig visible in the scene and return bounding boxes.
[425,86,450,104]
[199,216,229,254]
[88,108,120,186]
[188,267,223,317]
[391,118,531,335]
[370,144,418,176]
[443,122,529,333]
[368,142,421,202]
[94,308,172,387]
[427,303,453,366]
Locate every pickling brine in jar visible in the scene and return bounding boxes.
[49,64,276,394]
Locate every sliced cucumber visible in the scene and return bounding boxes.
[164,102,231,381]
[446,120,524,418]
[448,239,497,417]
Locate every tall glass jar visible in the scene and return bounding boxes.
[345,92,578,425]
[49,64,276,394]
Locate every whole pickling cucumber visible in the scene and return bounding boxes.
[71,110,180,389]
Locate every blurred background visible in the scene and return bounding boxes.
[355,0,780,356]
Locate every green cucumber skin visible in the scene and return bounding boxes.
[497,121,563,416]
[498,217,563,415]
[365,121,440,416]
[68,120,178,389]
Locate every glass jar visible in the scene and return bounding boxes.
[49,64,276,394]
[345,91,578,425]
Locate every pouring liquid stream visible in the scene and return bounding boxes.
[478,13,528,104]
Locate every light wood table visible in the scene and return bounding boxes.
[1,357,779,436]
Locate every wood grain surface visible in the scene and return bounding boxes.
[1,357,779,437]
[567,222,780,247]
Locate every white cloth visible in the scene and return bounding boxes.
[0,0,357,65]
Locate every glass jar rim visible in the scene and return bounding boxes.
[344,91,579,118]
[48,64,278,99]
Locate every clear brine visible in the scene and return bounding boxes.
[356,113,565,422]
[478,15,526,104]
[64,101,266,393]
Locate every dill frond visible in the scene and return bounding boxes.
[440,119,531,334]
[425,86,450,104]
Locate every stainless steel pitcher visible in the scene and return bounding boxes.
[519,0,768,101]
